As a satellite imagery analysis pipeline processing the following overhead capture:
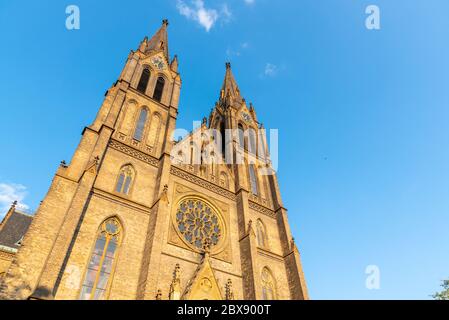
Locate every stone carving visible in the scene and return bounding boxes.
[170,166,236,201]
[225,279,234,300]
[248,200,276,218]
[109,139,159,168]
[169,264,181,300]
[175,199,222,251]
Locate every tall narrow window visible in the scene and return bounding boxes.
[256,220,267,248]
[137,68,150,94]
[79,217,122,300]
[261,267,277,300]
[238,124,245,148]
[249,128,257,154]
[220,122,226,156]
[133,108,148,141]
[249,164,259,196]
[115,165,134,195]
[190,144,195,165]
[210,154,216,176]
[153,77,165,102]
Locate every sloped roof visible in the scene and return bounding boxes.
[0,209,33,251]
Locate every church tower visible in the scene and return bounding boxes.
[0,20,308,300]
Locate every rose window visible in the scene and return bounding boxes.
[176,199,222,250]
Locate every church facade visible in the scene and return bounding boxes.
[0,20,308,300]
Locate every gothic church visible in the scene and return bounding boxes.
[0,20,308,300]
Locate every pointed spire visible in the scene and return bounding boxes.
[170,54,179,73]
[138,36,148,52]
[220,62,243,105]
[169,263,181,300]
[145,19,170,60]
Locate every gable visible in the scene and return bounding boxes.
[183,255,223,300]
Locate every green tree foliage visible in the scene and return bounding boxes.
[432,280,449,300]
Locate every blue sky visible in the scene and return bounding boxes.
[1,0,449,299]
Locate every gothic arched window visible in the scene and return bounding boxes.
[220,122,226,156]
[238,124,245,149]
[79,217,122,300]
[137,68,150,94]
[249,164,259,196]
[133,107,148,141]
[261,267,277,300]
[147,113,161,148]
[248,128,257,154]
[153,77,165,102]
[115,165,134,195]
[256,220,267,248]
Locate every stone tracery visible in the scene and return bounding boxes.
[175,199,222,251]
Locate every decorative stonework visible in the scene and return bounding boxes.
[109,139,159,168]
[175,199,222,251]
[249,193,272,210]
[169,264,181,300]
[171,166,236,201]
[248,200,276,218]
[225,279,234,300]
[168,183,232,263]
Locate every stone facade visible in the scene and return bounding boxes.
[0,20,308,300]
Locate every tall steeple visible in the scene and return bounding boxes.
[220,62,244,107]
[144,19,170,60]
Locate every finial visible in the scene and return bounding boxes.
[247,219,253,236]
[225,279,235,300]
[225,62,231,69]
[202,117,207,125]
[169,264,182,300]
[162,19,169,26]
[60,160,67,168]
[290,237,296,250]
[173,264,181,280]
[12,200,18,208]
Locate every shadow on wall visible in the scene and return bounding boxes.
[0,278,53,300]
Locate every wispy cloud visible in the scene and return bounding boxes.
[226,42,250,57]
[176,0,232,32]
[244,0,255,5]
[264,63,278,77]
[0,183,29,218]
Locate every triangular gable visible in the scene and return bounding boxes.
[182,254,223,300]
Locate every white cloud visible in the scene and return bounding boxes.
[226,42,250,57]
[264,63,278,77]
[244,0,255,5]
[0,183,29,218]
[176,0,232,32]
